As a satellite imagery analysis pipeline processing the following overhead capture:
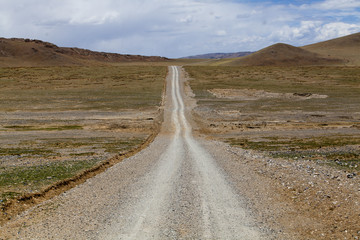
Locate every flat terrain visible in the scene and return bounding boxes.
[0,65,166,222]
[185,66,360,168]
[1,64,360,239]
[185,65,360,238]
[1,66,267,239]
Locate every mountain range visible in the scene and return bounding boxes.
[1,32,359,67]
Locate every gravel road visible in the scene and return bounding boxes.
[1,66,264,239]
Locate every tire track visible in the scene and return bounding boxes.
[1,66,263,240]
[172,66,261,239]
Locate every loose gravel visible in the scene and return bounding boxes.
[0,67,265,239]
[2,66,358,239]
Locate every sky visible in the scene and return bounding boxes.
[0,0,359,58]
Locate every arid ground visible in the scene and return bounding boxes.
[0,65,359,239]
[185,65,360,239]
[0,65,167,223]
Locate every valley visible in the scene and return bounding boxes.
[0,32,359,239]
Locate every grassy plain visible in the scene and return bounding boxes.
[0,66,166,111]
[0,65,167,204]
[185,66,360,171]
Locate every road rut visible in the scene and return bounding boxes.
[1,66,263,239]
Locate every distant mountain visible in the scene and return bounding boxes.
[218,43,343,66]
[0,38,169,67]
[302,32,360,65]
[211,32,360,66]
[183,51,253,59]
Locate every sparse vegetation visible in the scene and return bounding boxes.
[0,160,98,187]
[3,125,83,131]
[0,147,55,156]
[227,136,360,151]
[0,66,166,111]
[0,65,166,203]
[33,137,146,153]
[103,138,145,153]
[0,135,147,204]
[0,160,98,203]
[186,65,360,171]
[226,136,360,171]
[186,66,360,113]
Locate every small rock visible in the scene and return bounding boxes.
[347,173,356,179]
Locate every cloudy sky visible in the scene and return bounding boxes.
[1,0,359,58]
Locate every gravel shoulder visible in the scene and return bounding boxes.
[202,139,360,239]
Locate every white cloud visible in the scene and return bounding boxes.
[0,0,359,57]
[314,22,360,40]
[271,20,360,47]
[273,21,323,41]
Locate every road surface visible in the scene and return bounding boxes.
[1,66,263,239]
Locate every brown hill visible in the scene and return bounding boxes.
[219,43,343,66]
[0,38,168,67]
[302,32,360,65]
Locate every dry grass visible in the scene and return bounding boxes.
[0,66,167,111]
[186,65,360,113]
[185,65,360,171]
[302,32,360,65]
[0,65,167,204]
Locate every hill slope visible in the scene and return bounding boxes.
[0,38,168,67]
[215,43,343,66]
[302,32,360,65]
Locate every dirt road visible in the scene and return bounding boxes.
[1,66,264,239]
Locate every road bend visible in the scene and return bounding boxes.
[2,66,263,240]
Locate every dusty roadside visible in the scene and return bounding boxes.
[183,66,360,239]
[204,140,360,239]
